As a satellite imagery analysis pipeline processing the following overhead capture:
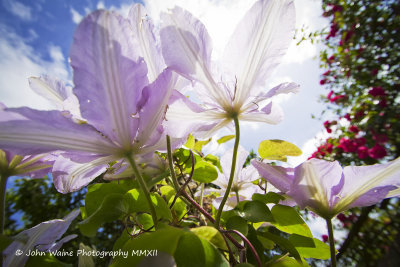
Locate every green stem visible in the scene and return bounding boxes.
[0,174,8,234]
[125,154,158,228]
[215,116,240,228]
[235,190,240,205]
[166,135,180,191]
[326,218,337,267]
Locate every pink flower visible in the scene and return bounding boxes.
[368,144,387,159]
[338,138,357,153]
[368,86,386,97]
[322,235,329,243]
[373,134,388,144]
[349,125,359,134]
[357,146,369,159]
[370,69,379,76]
[344,114,351,121]
[320,79,327,85]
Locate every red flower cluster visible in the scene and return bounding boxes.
[368,86,386,97]
[337,213,357,227]
[326,23,339,40]
[323,120,337,133]
[327,90,346,103]
[368,144,387,159]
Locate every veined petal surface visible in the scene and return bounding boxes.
[222,0,295,106]
[0,107,116,155]
[70,10,148,148]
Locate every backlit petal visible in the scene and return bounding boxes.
[222,0,295,106]
[70,10,148,147]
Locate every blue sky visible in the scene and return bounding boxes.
[0,0,341,239]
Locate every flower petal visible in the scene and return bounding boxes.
[222,0,296,105]
[52,155,112,193]
[164,90,223,138]
[28,75,71,109]
[134,69,174,149]
[257,82,300,101]
[337,157,400,211]
[239,102,283,124]
[0,107,116,155]
[70,10,148,148]
[128,4,165,82]
[290,159,343,212]
[251,159,294,192]
[3,209,79,267]
[160,7,229,107]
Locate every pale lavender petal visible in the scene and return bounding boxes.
[28,76,71,109]
[258,82,300,101]
[220,146,248,180]
[347,185,397,209]
[128,4,165,82]
[239,102,283,124]
[290,159,343,211]
[70,10,148,147]
[40,234,78,252]
[134,69,174,148]
[251,159,294,192]
[337,157,400,211]
[3,209,79,267]
[52,155,112,193]
[164,90,222,138]
[160,7,229,108]
[0,107,116,155]
[222,0,296,105]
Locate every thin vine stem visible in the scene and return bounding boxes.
[0,174,8,235]
[215,116,240,228]
[326,218,337,267]
[125,153,158,229]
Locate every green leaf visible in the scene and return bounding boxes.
[85,183,129,216]
[267,255,306,267]
[192,160,218,183]
[194,138,211,152]
[258,140,302,161]
[174,232,229,267]
[26,254,71,267]
[79,193,129,237]
[190,226,228,250]
[136,213,154,230]
[160,185,175,202]
[184,134,196,149]
[217,135,235,144]
[111,226,185,266]
[124,189,172,221]
[252,192,285,204]
[289,234,331,260]
[78,243,95,267]
[204,154,222,172]
[271,205,312,238]
[257,230,302,263]
[242,200,274,223]
[226,216,248,236]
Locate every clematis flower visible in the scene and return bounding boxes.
[160,0,299,138]
[0,148,51,179]
[2,209,79,267]
[252,157,400,219]
[212,146,262,210]
[0,6,177,193]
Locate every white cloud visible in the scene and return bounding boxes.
[2,0,33,21]
[0,24,69,109]
[70,7,83,24]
